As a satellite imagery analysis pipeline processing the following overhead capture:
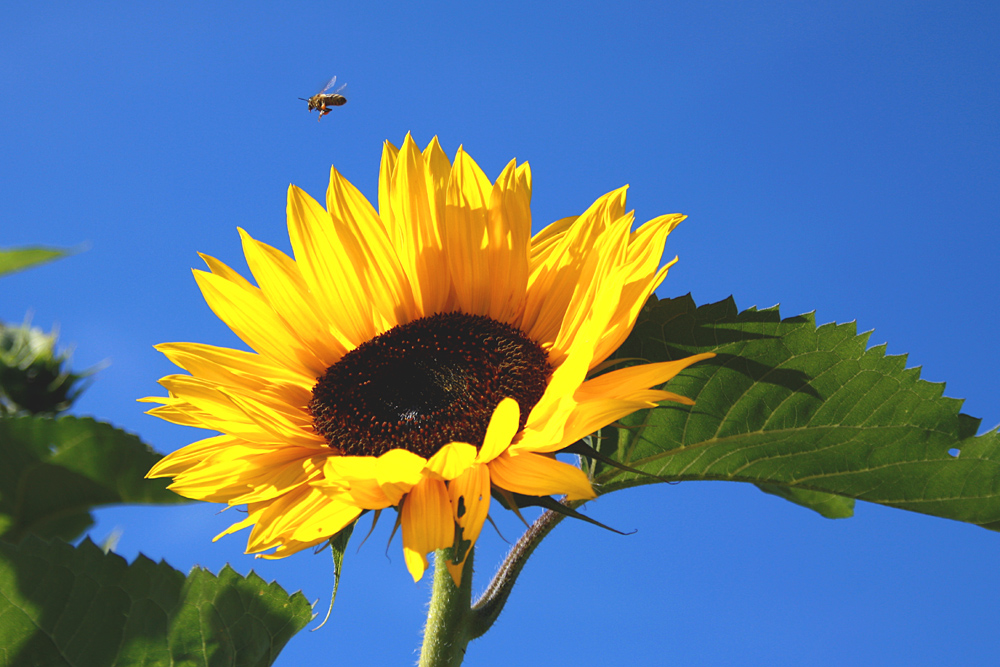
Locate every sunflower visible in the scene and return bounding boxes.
[144,134,713,585]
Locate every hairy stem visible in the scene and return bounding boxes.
[469,499,582,639]
[418,549,475,667]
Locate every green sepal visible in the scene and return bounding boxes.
[313,522,355,630]
[564,438,669,483]
[492,489,632,535]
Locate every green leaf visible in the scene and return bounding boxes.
[592,294,1000,528]
[0,415,188,543]
[0,536,312,667]
[755,483,855,519]
[0,247,70,278]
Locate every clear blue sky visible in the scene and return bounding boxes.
[3,2,998,665]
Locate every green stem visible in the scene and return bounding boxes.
[418,548,475,667]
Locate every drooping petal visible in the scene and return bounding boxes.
[247,486,361,556]
[425,442,478,481]
[401,477,453,581]
[375,448,427,503]
[445,462,491,586]
[317,456,396,509]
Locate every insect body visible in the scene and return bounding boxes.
[301,75,348,121]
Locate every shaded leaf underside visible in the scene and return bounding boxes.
[0,416,188,543]
[0,536,312,667]
[591,295,1000,529]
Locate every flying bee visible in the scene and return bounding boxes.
[301,75,348,121]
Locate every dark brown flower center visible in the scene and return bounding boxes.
[309,312,552,459]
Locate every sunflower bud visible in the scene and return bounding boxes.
[0,320,90,415]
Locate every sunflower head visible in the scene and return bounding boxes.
[144,134,712,585]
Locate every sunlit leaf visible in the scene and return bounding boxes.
[592,295,1000,528]
[0,536,312,667]
[0,247,70,278]
[0,415,188,543]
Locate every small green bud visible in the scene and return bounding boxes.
[0,319,92,415]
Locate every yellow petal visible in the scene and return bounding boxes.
[387,134,449,316]
[157,375,250,424]
[344,477,396,510]
[143,400,210,428]
[592,214,685,362]
[221,389,324,449]
[576,353,716,401]
[375,448,427,504]
[193,267,325,378]
[425,442,477,481]
[286,185,379,349]
[422,136,452,235]
[515,397,661,455]
[378,139,400,232]
[286,496,362,545]
[239,227,345,367]
[549,216,633,360]
[214,505,263,541]
[323,455,377,481]
[444,146,492,315]
[169,447,323,503]
[146,434,241,478]
[154,342,314,394]
[484,158,531,323]
[445,462,491,586]
[521,187,630,347]
[401,477,453,581]
[255,535,333,559]
[248,485,355,552]
[519,309,609,449]
[489,450,595,501]
[477,397,520,463]
[326,166,415,328]
[530,215,578,261]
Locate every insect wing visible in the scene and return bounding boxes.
[328,83,348,104]
[317,75,339,95]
